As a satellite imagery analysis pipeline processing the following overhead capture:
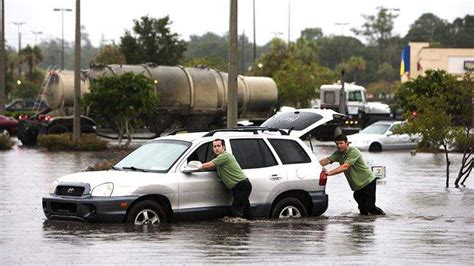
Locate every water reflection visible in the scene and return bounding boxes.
[1,144,474,264]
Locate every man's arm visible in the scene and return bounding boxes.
[319,158,331,166]
[201,161,216,170]
[325,162,350,176]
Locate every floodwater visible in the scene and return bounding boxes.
[1,139,473,264]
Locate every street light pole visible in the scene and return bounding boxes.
[12,21,25,76]
[31,31,43,46]
[53,8,72,70]
[252,0,256,63]
[378,7,399,63]
[287,0,291,44]
[335,22,348,63]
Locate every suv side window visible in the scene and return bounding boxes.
[268,139,311,164]
[188,141,215,163]
[230,139,277,169]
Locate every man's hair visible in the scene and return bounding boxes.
[334,134,348,142]
[213,139,225,146]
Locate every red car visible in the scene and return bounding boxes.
[0,115,18,137]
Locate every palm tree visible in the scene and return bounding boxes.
[19,45,43,79]
[345,56,366,84]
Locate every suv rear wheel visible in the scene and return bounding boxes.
[126,200,167,225]
[271,197,308,219]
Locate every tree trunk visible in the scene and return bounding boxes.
[454,128,473,187]
[125,118,132,148]
[443,143,450,188]
[115,120,124,149]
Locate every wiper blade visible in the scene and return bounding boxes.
[122,166,148,172]
[111,166,121,171]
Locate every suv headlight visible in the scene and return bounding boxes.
[91,183,114,197]
[49,180,59,195]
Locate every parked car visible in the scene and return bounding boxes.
[347,120,419,152]
[5,99,47,112]
[0,115,19,137]
[43,126,331,225]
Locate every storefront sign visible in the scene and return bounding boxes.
[464,60,474,71]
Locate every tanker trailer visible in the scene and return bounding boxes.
[17,68,96,145]
[18,64,278,144]
[88,64,278,135]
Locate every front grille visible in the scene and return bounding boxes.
[56,185,85,196]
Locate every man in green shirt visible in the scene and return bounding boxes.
[201,139,253,219]
[319,134,385,216]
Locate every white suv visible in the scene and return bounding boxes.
[43,110,339,225]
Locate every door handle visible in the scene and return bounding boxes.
[270,174,282,180]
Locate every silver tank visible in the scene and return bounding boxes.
[42,64,278,133]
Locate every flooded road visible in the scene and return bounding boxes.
[1,140,473,264]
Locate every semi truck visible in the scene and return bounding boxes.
[17,64,278,145]
[318,83,391,134]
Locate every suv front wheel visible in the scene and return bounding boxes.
[271,197,308,219]
[126,200,168,225]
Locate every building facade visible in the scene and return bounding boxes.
[400,42,474,83]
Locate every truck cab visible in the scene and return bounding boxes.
[319,83,391,132]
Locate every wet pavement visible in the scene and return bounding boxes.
[1,139,473,264]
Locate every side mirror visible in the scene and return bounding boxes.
[183,161,202,173]
[386,131,393,136]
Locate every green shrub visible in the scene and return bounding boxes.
[0,135,13,150]
[38,133,108,151]
[75,133,108,151]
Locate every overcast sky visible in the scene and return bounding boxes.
[5,0,474,50]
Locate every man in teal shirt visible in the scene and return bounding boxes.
[201,139,253,219]
[319,134,385,215]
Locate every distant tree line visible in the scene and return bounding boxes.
[4,11,474,106]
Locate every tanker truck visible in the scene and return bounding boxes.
[17,64,278,145]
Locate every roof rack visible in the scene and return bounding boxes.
[203,126,290,137]
[166,128,209,135]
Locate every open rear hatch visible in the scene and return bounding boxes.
[261,108,346,139]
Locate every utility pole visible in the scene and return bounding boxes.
[73,1,81,141]
[53,8,72,70]
[252,0,256,63]
[227,0,238,128]
[12,21,25,76]
[339,70,346,115]
[0,0,5,114]
[31,31,43,46]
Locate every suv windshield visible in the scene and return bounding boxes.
[114,140,191,172]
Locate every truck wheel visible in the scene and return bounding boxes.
[271,197,308,219]
[19,127,38,145]
[81,125,95,134]
[48,124,69,134]
[126,200,168,225]
[0,128,10,138]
